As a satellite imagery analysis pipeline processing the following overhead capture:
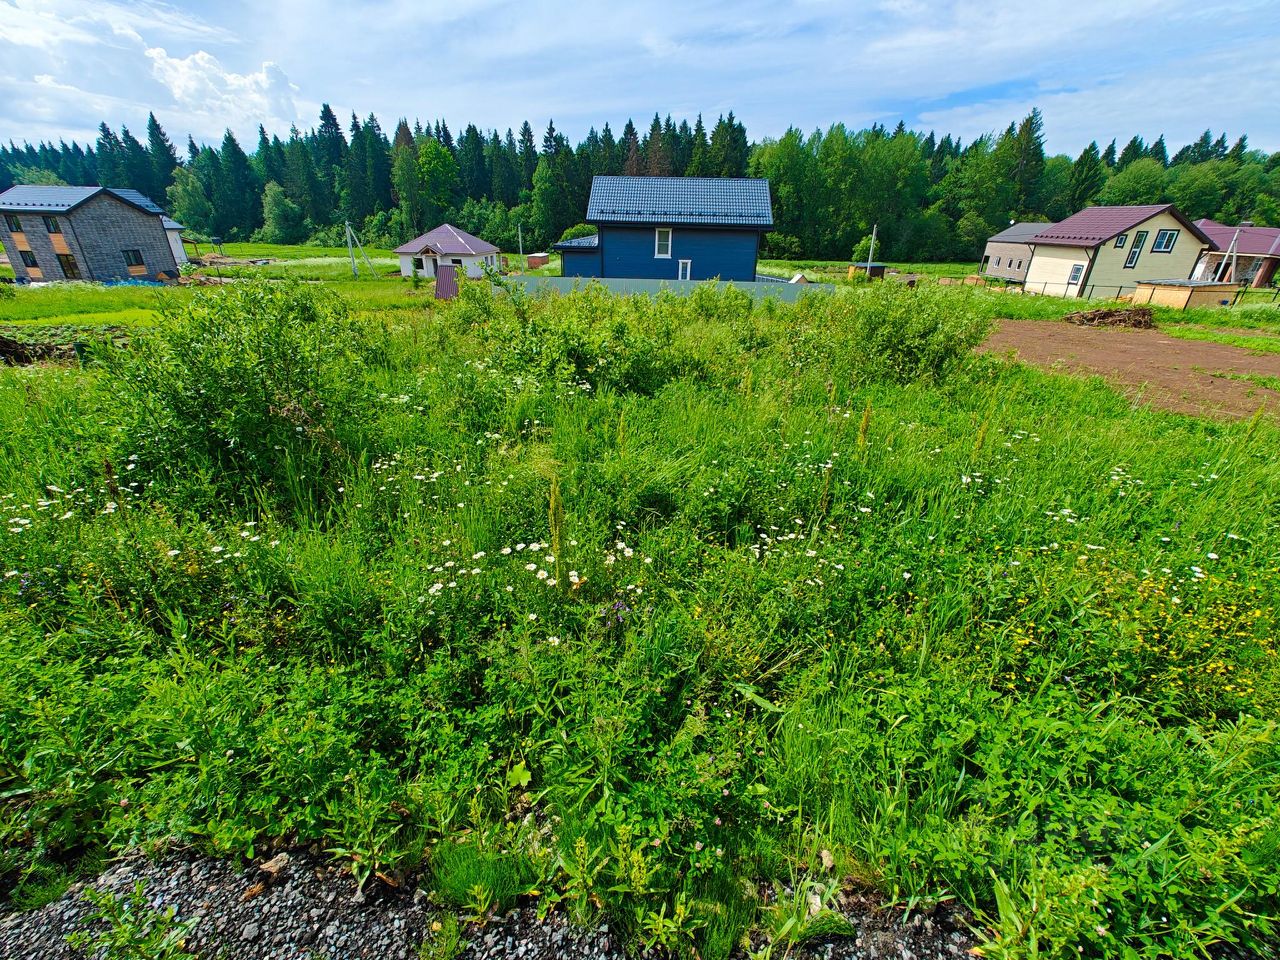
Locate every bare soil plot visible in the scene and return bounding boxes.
[983,319,1280,418]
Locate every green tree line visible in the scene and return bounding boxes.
[3,107,1278,259]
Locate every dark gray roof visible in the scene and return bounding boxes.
[552,234,599,250]
[587,176,773,229]
[0,185,167,217]
[988,221,1049,243]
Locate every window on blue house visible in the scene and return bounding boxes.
[654,228,671,258]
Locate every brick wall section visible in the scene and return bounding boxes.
[66,194,177,281]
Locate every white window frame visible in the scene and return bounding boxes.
[1068,263,1084,285]
[678,259,692,280]
[654,227,672,259]
[1152,229,1178,253]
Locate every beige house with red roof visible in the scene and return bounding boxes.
[1192,220,1280,289]
[395,223,499,280]
[1023,204,1211,299]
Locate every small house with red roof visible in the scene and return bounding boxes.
[1023,204,1211,298]
[394,223,499,280]
[1192,220,1280,289]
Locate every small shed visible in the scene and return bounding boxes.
[1131,279,1239,310]
[848,262,887,279]
[526,252,550,269]
[395,224,499,280]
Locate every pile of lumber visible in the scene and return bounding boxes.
[1063,306,1155,329]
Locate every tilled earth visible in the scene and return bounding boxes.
[0,851,976,959]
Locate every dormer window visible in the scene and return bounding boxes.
[654,227,672,258]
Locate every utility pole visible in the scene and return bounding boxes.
[517,222,524,258]
[866,223,878,272]
[344,221,378,278]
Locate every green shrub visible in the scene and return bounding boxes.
[104,279,381,505]
[838,283,990,384]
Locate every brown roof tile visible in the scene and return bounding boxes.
[1195,219,1280,257]
[1031,204,1210,248]
[394,223,498,257]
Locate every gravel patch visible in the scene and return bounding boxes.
[0,850,978,959]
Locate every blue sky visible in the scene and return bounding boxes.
[2,0,1278,157]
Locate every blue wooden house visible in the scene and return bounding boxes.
[553,176,773,283]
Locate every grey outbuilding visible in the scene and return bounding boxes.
[980,221,1046,284]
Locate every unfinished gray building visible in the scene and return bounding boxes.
[0,185,180,283]
[980,222,1046,284]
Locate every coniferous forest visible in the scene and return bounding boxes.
[3,107,1278,260]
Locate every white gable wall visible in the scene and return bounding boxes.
[400,251,497,279]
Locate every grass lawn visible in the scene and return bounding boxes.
[1,279,1277,959]
[759,258,981,281]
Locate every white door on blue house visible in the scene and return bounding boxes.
[678,259,692,280]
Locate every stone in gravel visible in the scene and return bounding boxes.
[241,921,260,941]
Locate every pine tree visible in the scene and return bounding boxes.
[315,104,348,179]
[119,126,153,195]
[342,116,374,224]
[363,113,393,212]
[644,114,671,176]
[1068,141,1105,212]
[518,121,537,190]
[1148,135,1168,166]
[541,119,558,156]
[1116,136,1146,171]
[622,120,642,176]
[392,120,414,152]
[1102,139,1117,167]
[1011,109,1045,216]
[686,115,709,176]
[457,124,488,200]
[284,127,325,224]
[216,128,261,237]
[1228,135,1249,164]
[489,131,520,206]
[95,123,124,187]
[146,113,178,200]
[599,123,619,175]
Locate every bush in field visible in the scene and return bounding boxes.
[839,283,990,384]
[107,279,378,499]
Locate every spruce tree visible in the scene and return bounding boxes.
[1068,141,1105,212]
[518,121,537,189]
[1116,136,1146,171]
[146,113,179,200]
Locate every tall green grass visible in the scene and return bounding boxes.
[0,279,1277,959]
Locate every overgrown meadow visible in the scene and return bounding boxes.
[1,279,1277,959]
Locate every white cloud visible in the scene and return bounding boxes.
[0,0,1277,154]
[145,47,299,136]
